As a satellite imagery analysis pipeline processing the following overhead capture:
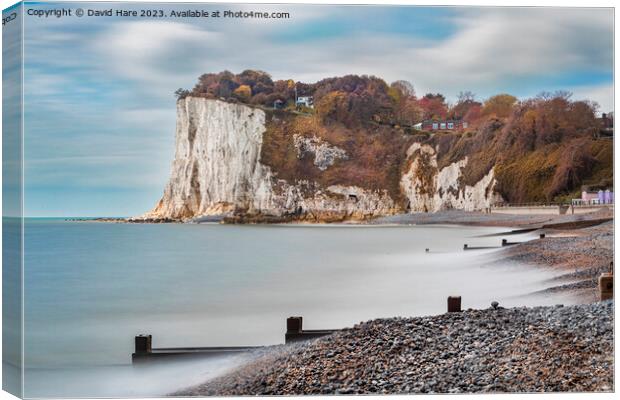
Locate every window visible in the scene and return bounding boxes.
[432,123,439,130]
[440,123,446,129]
[463,122,468,129]
[447,122,454,129]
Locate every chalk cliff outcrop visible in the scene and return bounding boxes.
[293,134,348,171]
[400,143,501,212]
[143,98,399,221]
[142,98,502,222]
[144,98,275,220]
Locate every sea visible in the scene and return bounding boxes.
[18,218,578,397]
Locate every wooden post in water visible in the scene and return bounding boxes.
[463,244,468,250]
[447,296,461,312]
[599,273,613,301]
[285,316,303,344]
[502,239,508,246]
[539,233,546,239]
[285,316,335,344]
[135,334,152,355]
[287,316,303,334]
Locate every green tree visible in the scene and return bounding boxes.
[174,88,190,100]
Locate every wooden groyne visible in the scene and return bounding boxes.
[132,334,262,364]
[131,297,508,364]
[131,285,614,366]
[501,239,520,246]
[132,317,336,364]
[285,316,338,343]
[463,238,522,250]
[463,244,498,250]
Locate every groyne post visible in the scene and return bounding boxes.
[599,273,613,301]
[287,316,303,334]
[463,244,468,250]
[285,316,336,343]
[539,233,546,239]
[501,239,508,246]
[447,296,461,312]
[135,334,152,355]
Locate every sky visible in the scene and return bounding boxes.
[7,2,614,216]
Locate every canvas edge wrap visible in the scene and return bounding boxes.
[3,2,25,398]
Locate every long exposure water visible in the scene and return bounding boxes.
[21,219,578,397]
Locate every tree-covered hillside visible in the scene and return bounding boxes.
[178,70,612,206]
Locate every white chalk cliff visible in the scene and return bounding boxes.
[293,134,348,171]
[400,143,501,212]
[144,98,275,219]
[143,98,500,221]
[143,98,397,221]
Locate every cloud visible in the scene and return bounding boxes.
[31,6,612,104]
[571,83,614,113]
[94,21,222,90]
[403,8,612,95]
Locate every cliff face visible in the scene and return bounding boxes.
[143,98,399,221]
[400,143,501,213]
[144,98,501,221]
[144,98,275,220]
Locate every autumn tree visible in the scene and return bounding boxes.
[463,103,483,124]
[311,75,394,126]
[388,80,416,102]
[237,69,274,93]
[457,91,475,103]
[419,93,448,120]
[395,99,423,125]
[315,91,350,125]
[450,91,481,120]
[233,84,252,101]
[482,94,518,118]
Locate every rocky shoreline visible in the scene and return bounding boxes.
[496,218,613,302]
[371,208,613,228]
[82,207,613,226]
[371,209,614,302]
[177,301,613,395]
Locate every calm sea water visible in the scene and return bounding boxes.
[22,219,577,397]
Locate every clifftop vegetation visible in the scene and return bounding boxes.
[178,70,612,206]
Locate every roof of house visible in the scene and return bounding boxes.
[422,119,465,124]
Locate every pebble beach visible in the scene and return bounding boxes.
[178,301,613,395]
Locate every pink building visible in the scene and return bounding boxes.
[581,191,600,203]
[579,189,614,205]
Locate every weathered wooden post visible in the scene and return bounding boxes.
[285,316,303,344]
[287,316,303,333]
[135,334,152,355]
[539,233,546,239]
[463,244,468,250]
[502,239,508,246]
[447,296,461,312]
[284,316,336,344]
[599,273,613,301]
